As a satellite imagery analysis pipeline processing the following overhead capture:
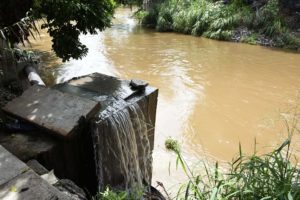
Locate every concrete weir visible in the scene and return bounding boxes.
[1,73,158,195]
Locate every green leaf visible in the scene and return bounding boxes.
[209,187,218,200]
[288,191,293,200]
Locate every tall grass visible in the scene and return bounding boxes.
[164,138,300,200]
[142,0,250,40]
[141,0,300,48]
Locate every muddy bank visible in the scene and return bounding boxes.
[231,26,300,49]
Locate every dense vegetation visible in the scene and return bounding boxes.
[0,0,116,61]
[117,0,143,6]
[140,0,300,49]
[164,138,300,199]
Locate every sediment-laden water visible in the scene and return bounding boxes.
[28,8,300,189]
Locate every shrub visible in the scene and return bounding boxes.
[156,6,173,31]
[133,10,149,24]
[241,33,259,44]
[142,0,299,49]
[93,186,144,200]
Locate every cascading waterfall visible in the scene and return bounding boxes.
[91,99,152,192]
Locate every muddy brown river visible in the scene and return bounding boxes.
[29,8,300,189]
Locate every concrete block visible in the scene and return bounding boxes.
[0,145,29,186]
[0,170,71,200]
[3,85,100,138]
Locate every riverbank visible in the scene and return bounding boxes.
[163,137,300,199]
[140,0,300,50]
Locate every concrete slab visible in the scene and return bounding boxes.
[26,160,49,175]
[0,170,71,200]
[0,145,85,199]
[3,85,100,137]
[0,145,29,186]
[54,179,87,200]
[0,132,56,161]
[54,73,156,113]
[67,73,134,99]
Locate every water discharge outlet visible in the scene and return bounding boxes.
[92,99,152,191]
[2,73,158,195]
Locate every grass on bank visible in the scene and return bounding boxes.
[94,137,300,199]
[137,0,300,49]
[93,187,144,200]
[164,137,300,200]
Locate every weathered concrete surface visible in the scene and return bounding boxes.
[41,170,59,185]
[0,145,86,200]
[3,85,100,137]
[67,73,134,99]
[55,73,148,109]
[0,145,29,186]
[0,170,72,200]
[26,159,49,175]
[0,131,56,161]
[26,160,88,199]
[54,179,88,200]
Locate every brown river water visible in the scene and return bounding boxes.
[29,8,300,190]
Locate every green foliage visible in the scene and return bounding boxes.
[32,0,116,61]
[142,0,300,49]
[133,10,149,24]
[93,186,144,200]
[281,33,300,48]
[252,0,285,37]
[165,137,181,153]
[93,188,128,200]
[227,141,300,199]
[12,49,38,63]
[262,0,280,20]
[0,10,39,48]
[203,30,233,40]
[156,5,173,32]
[241,33,259,45]
[0,0,116,62]
[141,6,160,28]
[274,32,300,48]
[143,0,244,39]
[115,0,143,6]
[172,1,200,34]
[165,138,300,200]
